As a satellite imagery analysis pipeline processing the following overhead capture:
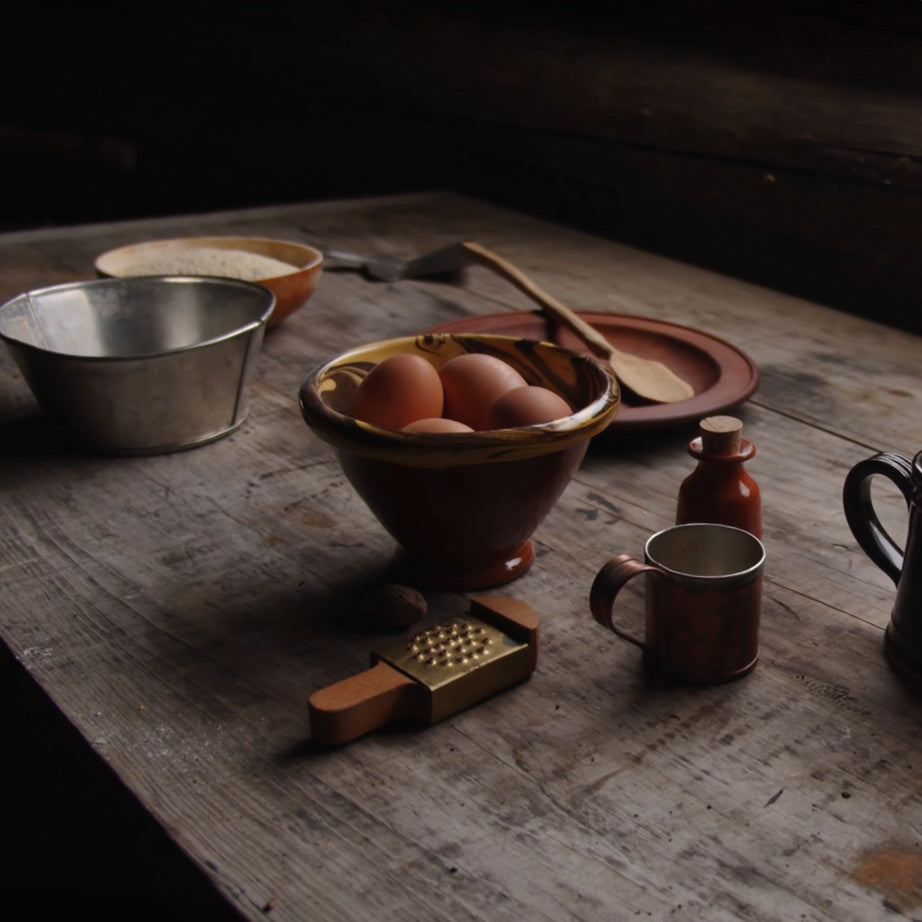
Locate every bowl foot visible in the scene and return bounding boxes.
[392,541,535,591]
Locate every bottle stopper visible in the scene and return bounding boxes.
[699,416,743,455]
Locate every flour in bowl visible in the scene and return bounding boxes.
[125,246,298,280]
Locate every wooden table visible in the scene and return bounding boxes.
[2,192,920,921]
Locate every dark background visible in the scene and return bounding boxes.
[3,1,922,330]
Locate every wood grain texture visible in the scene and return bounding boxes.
[2,192,921,921]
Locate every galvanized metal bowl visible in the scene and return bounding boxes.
[0,275,275,455]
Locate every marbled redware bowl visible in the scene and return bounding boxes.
[299,332,620,590]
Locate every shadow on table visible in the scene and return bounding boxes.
[1,644,245,922]
[0,413,68,457]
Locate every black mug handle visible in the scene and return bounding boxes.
[842,451,914,586]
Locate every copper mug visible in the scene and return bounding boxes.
[590,523,765,684]
[843,450,922,687]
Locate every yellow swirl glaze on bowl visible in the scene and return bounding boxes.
[298,332,619,590]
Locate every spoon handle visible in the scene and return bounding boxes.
[459,241,616,357]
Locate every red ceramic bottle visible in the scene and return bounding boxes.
[675,416,762,537]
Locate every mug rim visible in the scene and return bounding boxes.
[644,522,765,585]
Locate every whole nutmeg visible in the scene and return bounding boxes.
[357,583,427,630]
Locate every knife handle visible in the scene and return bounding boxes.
[308,660,427,746]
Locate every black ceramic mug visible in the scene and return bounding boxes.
[843,449,922,687]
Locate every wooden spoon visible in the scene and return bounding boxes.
[459,241,695,404]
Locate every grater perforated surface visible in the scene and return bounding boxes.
[373,614,532,722]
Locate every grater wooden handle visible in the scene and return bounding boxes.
[308,660,428,747]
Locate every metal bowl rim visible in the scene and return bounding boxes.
[0,274,276,361]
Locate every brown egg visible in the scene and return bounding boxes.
[350,354,443,429]
[401,417,475,434]
[439,353,527,429]
[482,385,573,430]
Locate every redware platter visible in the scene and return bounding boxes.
[422,310,759,433]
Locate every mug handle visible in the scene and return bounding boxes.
[842,451,914,586]
[590,553,659,649]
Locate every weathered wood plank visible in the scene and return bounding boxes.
[2,192,920,922]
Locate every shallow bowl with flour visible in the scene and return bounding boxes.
[95,235,323,326]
